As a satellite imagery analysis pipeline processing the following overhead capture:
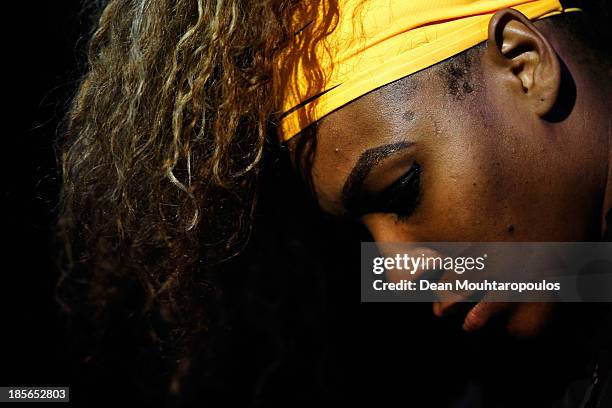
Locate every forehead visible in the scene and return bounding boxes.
[293,72,437,214]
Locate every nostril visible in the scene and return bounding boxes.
[361,213,417,243]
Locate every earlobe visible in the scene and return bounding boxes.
[486,8,561,117]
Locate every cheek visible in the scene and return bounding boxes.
[410,119,597,241]
[415,134,512,240]
[402,117,546,241]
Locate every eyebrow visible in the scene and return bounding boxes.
[340,141,415,215]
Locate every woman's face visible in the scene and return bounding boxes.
[288,49,605,336]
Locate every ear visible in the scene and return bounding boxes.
[486,8,561,117]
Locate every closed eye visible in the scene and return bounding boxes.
[350,161,422,220]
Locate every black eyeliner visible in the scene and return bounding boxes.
[348,161,421,218]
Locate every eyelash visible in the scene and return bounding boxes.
[373,161,422,220]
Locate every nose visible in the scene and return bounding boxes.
[362,213,447,280]
[363,215,472,313]
[361,213,416,243]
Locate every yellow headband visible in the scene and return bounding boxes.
[273,0,580,142]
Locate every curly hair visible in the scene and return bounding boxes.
[55,0,339,399]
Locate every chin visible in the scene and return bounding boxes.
[505,303,555,338]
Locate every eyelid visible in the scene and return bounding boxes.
[375,162,421,211]
[388,163,422,220]
[350,161,421,218]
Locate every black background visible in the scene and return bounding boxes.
[2,0,89,392]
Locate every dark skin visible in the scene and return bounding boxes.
[288,9,612,337]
